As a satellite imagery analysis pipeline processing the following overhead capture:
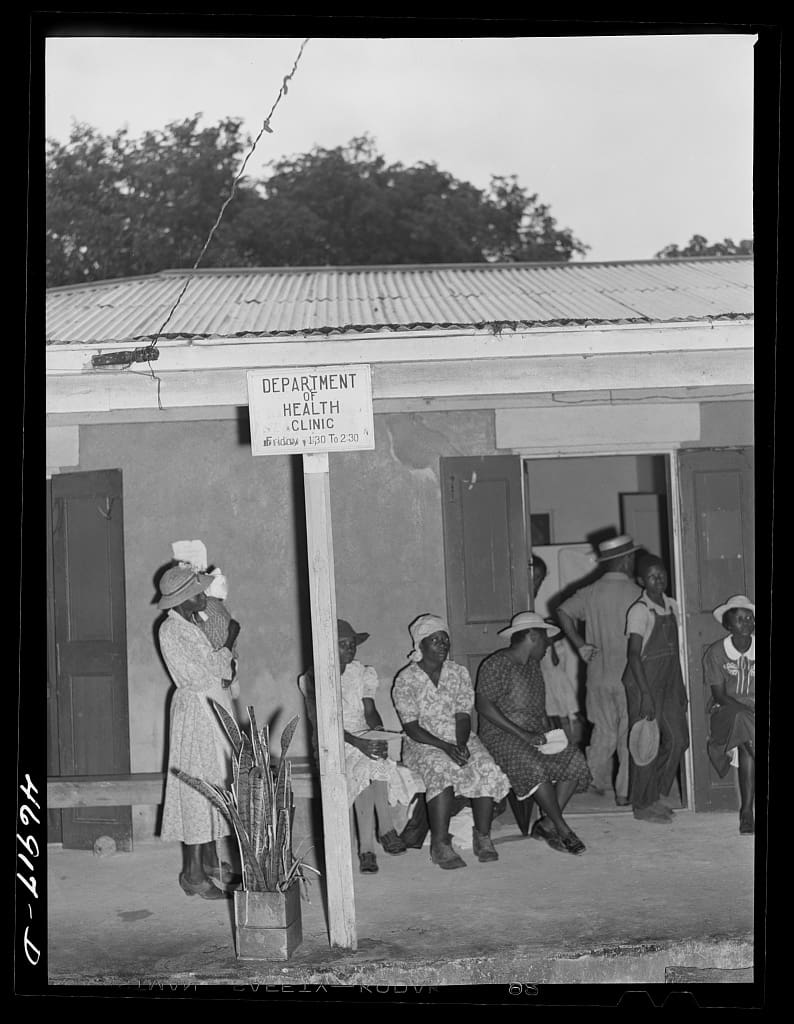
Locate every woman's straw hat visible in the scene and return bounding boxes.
[497,611,561,640]
[712,595,755,624]
[158,565,214,610]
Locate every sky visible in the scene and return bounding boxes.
[44,33,756,263]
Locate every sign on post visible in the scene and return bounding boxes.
[246,365,375,456]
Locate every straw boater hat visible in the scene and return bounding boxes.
[713,595,755,624]
[497,611,561,641]
[337,619,370,645]
[629,717,660,767]
[597,534,642,563]
[157,565,214,610]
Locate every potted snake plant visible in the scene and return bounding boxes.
[174,704,319,960]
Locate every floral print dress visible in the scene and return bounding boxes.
[392,659,510,803]
[159,611,235,845]
[340,660,423,806]
[301,660,423,807]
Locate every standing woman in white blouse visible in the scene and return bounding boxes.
[703,595,756,835]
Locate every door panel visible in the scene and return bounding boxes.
[678,448,754,811]
[441,456,529,688]
[51,470,132,850]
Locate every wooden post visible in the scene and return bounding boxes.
[302,451,357,950]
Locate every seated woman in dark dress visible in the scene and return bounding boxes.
[703,595,756,835]
[476,612,591,855]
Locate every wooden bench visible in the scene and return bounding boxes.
[47,764,317,808]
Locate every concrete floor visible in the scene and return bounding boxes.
[47,804,756,987]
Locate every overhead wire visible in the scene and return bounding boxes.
[124,37,311,408]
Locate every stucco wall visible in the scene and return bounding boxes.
[328,411,497,731]
[62,399,752,838]
[73,411,497,836]
[77,419,312,837]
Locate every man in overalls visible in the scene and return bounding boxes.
[623,554,690,823]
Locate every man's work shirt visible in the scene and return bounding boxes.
[558,572,642,688]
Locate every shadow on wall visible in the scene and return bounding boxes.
[150,561,175,836]
[289,455,314,673]
[545,527,649,616]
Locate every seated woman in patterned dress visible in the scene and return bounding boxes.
[300,619,421,874]
[476,612,591,856]
[392,615,511,870]
[703,595,756,835]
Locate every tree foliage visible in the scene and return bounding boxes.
[46,120,588,286]
[655,234,753,259]
[46,116,263,286]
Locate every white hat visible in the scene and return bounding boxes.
[713,595,755,624]
[597,534,642,562]
[497,611,561,641]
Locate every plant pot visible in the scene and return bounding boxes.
[233,884,302,960]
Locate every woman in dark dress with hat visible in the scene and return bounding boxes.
[476,612,591,855]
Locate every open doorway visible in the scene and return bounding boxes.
[523,452,686,815]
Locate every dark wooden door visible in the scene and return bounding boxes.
[678,448,755,811]
[441,455,529,687]
[50,470,132,850]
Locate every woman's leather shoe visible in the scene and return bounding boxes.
[179,873,230,900]
[472,828,499,862]
[359,851,379,873]
[399,827,428,849]
[204,861,242,888]
[430,840,466,870]
[559,831,586,855]
[379,829,407,855]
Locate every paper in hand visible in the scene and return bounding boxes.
[172,539,208,571]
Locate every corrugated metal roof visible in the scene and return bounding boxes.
[46,257,754,345]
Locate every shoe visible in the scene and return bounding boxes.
[633,805,672,824]
[472,828,499,863]
[530,817,557,841]
[615,795,630,807]
[430,839,467,870]
[204,861,243,888]
[399,826,428,850]
[650,801,674,818]
[739,813,754,835]
[558,830,586,855]
[359,851,379,873]
[379,829,407,855]
[530,818,567,853]
[179,873,231,900]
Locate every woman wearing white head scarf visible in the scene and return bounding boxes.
[392,614,510,870]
